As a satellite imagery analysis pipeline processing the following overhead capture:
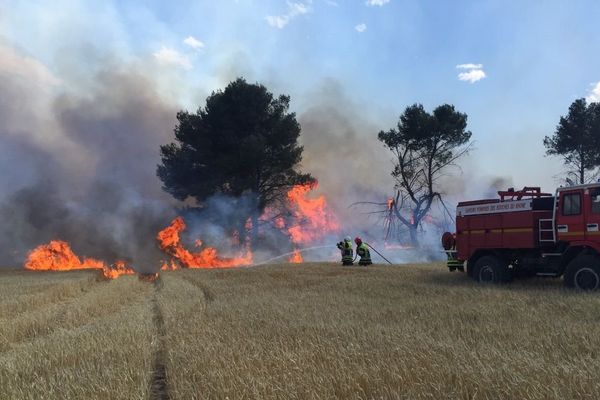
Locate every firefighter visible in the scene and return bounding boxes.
[336,236,354,266]
[354,237,372,266]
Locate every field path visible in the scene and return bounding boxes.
[154,273,211,399]
[150,278,170,400]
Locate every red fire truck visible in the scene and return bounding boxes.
[441,185,600,290]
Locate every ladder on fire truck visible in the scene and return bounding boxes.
[497,186,551,201]
[539,218,556,243]
[497,187,556,244]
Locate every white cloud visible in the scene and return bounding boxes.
[289,2,309,14]
[456,63,483,70]
[366,0,390,6]
[183,36,204,50]
[586,81,600,103]
[265,15,290,29]
[355,23,367,33]
[0,43,60,86]
[266,1,311,29]
[456,63,486,83]
[153,46,192,70]
[458,69,486,83]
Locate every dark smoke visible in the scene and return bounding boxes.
[0,65,178,271]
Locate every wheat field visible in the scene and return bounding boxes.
[0,270,156,400]
[2,263,600,399]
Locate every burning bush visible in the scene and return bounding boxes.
[157,217,253,269]
[157,182,339,268]
[25,240,135,279]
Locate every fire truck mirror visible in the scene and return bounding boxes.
[592,188,600,214]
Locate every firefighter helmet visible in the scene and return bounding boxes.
[344,236,352,242]
[441,232,455,250]
[354,237,362,245]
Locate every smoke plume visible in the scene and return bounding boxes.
[0,53,178,270]
[0,42,502,269]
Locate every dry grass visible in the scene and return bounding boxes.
[158,263,600,400]
[0,270,156,400]
[2,263,600,399]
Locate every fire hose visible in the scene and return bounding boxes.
[365,242,393,265]
[251,244,393,266]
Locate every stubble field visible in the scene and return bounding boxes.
[1,263,600,399]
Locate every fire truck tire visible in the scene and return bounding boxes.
[473,255,511,284]
[564,255,600,291]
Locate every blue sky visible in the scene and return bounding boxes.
[1,0,600,194]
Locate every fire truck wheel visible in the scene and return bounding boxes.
[564,255,600,291]
[473,255,510,284]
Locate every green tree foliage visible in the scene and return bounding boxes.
[378,104,472,246]
[544,98,600,184]
[157,78,314,244]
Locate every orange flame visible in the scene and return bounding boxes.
[24,240,135,279]
[289,249,303,263]
[157,216,253,269]
[160,260,179,271]
[158,183,338,267]
[25,240,98,271]
[286,182,339,244]
[102,260,136,280]
[387,198,394,210]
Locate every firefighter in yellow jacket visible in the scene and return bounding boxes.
[354,237,372,266]
[336,236,354,266]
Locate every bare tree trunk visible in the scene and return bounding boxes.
[251,211,259,250]
[238,219,248,250]
[408,224,419,248]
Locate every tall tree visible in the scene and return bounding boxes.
[544,98,600,184]
[378,104,472,247]
[157,78,314,245]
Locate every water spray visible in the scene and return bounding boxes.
[251,245,337,266]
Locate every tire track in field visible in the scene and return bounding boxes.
[150,278,170,400]
[183,277,215,303]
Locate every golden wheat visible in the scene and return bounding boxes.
[2,263,600,399]
[158,263,600,400]
[0,270,156,400]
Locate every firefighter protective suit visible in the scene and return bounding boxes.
[354,237,372,266]
[336,237,354,266]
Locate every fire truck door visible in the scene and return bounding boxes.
[584,187,600,243]
[556,189,585,242]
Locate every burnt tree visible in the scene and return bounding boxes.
[378,104,472,247]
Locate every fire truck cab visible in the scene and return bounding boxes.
[442,184,600,290]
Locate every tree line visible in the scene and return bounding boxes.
[157,78,600,248]
[544,98,600,184]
